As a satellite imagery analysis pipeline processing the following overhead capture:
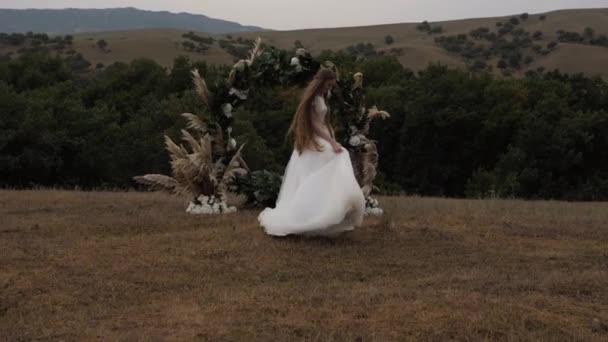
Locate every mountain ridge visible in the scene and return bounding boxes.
[0,7,266,34]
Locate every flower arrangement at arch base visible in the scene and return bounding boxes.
[134,39,264,214]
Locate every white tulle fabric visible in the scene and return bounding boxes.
[258,96,365,237]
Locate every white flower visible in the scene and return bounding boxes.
[290,57,303,72]
[226,126,233,134]
[212,203,220,212]
[295,48,308,57]
[349,125,358,135]
[222,103,233,118]
[229,87,249,100]
[349,135,362,147]
[228,138,237,150]
[365,207,384,216]
[290,57,301,67]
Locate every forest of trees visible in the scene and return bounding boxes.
[1,49,607,200]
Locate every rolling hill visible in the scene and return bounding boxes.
[2,8,608,77]
[0,7,265,34]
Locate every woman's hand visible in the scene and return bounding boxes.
[332,142,344,154]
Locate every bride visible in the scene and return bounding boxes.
[258,68,365,237]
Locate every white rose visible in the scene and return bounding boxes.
[226,126,233,134]
[222,103,233,118]
[229,138,237,150]
[349,136,362,147]
[296,48,308,57]
[290,57,301,67]
[229,87,249,100]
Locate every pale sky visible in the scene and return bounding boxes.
[2,0,608,30]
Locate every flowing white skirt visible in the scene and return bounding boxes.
[258,138,365,237]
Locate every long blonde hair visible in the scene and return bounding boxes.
[287,68,336,154]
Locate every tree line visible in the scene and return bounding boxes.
[1,49,607,200]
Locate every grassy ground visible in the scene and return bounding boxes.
[1,190,607,341]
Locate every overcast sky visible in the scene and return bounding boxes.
[2,0,608,30]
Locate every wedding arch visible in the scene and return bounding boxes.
[135,39,390,215]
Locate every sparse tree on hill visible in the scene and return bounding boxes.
[384,35,394,45]
[584,27,595,40]
[97,39,108,51]
[430,26,443,34]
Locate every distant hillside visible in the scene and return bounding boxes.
[0,7,265,34]
[1,8,607,78]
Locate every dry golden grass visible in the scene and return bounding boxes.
[1,190,607,341]
[54,8,608,78]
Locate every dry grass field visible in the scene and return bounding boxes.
[56,8,608,78]
[1,190,607,341]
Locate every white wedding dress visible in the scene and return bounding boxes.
[258,96,365,237]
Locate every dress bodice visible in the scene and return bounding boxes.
[313,95,328,120]
[313,96,331,136]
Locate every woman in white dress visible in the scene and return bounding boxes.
[258,68,366,237]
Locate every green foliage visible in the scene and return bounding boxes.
[557,30,584,43]
[233,170,283,207]
[181,32,214,53]
[1,50,607,201]
[345,43,378,59]
[417,21,431,32]
[435,20,569,72]
[590,35,608,47]
[218,39,251,60]
[97,39,108,50]
[417,21,442,34]
[553,27,608,48]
